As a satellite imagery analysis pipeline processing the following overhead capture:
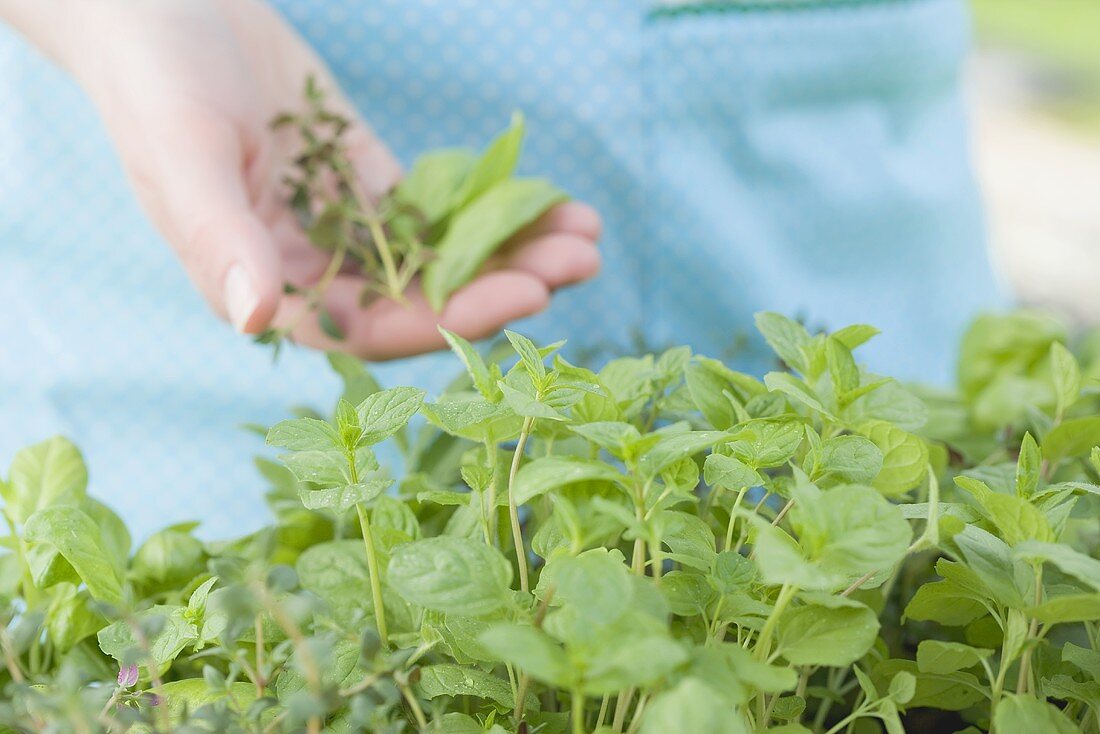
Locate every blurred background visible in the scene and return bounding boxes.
[969,0,1100,321]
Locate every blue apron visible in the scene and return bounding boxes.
[0,0,1004,539]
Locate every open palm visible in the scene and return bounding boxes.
[79,0,600,359]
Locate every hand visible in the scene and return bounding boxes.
[22,0,601,359]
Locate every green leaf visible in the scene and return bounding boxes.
[777,599,880,667]
[356,387,425,445]
[157,680,257,721]
[858,421,928,496]
[993,694,1078,734]
[281,449,352,486]
[1016,540,1100,590]
[636,430,728,479]
[759,484,911,592]
[814,435,883,485]
[479,624,573,688]
[1064,643,1100,682]
[24,506,123,604]
[266,417,341,451]
[296,541,371,626]
[3,436,87,525]
[888,671,916,705]
[452,111,526,209]
[388,537,513,616]
[831,324,880,350]
[915,641,993,675]
[417,663,536,711]
[873,660,986,711]
[537,549,633,623]
[439,328,497,399]
[569,421,643,458]
[764,372,836,420]
[581,632,688,695]
[1015,432,1041,498]
[726,419,804,468]
[394,148,476,225]
[903,580,987,626]
[1027,594,1100,624]
[1043,416,1100,464]
[421,397,521,443]
[422,178,567,310]
[1050,341,1081,418]
[513,456,625,506]
[684,358,756,430]
[505,329,547,381]
[755,312,812,375]
[132,526,206,589]
[704,454,762,490]
[641,677,751,734]
[826,337,860,395]
[952,525,1026,607]
[98,605,196,666]
[299,480,391,513]
[45,583,104,653]
[498,381,566,421]
[319,308,344,340]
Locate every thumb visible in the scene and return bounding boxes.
[142,111,282,333]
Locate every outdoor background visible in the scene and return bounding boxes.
[970,0,1100,321]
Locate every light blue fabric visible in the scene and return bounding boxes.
[0,0,1004,539]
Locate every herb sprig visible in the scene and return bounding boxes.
[257,78,568,350]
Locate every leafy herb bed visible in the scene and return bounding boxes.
[3,311,1100,734]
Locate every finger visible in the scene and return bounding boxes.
[489,233,602,290]
[278,271,550,360]
[509,201,603,244]
[147,110,282,333]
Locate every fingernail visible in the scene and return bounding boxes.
[224,264,259,333]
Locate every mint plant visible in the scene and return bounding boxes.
[258,79,567,348]
[2,310,1100,733]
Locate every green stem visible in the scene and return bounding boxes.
[754,584,797,662]
[1016,565,1044,694]
[344,169,404,301]
[483,440,500,548]
[572,690,586,734]
[356,504,389,648]
[612,688,635,734]
[399,680,428,731]
[723,486,749,552]
[509,417,535,592]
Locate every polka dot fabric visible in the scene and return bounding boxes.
[0,0,1003,539]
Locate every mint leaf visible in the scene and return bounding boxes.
[422,178,567,310]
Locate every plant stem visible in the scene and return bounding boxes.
[596,695,610,730]
[343,166,404,301]
[483,440,500,548]
[402,682,429,730]
[1016,565,1044,694]
[508,416,535,592]
[612,688,635,734]
[356,503,390,648]
[254,616,266,696]
[626,693,649,734]
[723,486,749,552]
[754,584,797,662]
[572,690,586,734]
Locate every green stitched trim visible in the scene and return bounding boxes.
[648,0,925,20]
